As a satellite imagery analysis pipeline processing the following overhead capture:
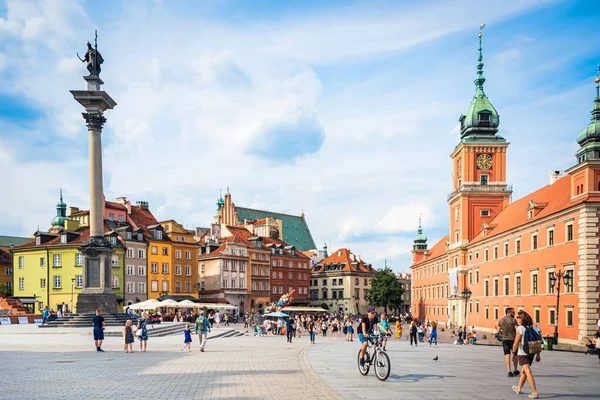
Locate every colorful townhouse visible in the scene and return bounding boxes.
[160,220,200,299]
[198,237,249,313]
[310,248,376,315]
[12,192,125,312]
[0,235,32,298]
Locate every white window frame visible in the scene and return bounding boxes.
[162,280,168,291]
[126,265,135,276]
[53,254,61,267]
[531,271,539,295]
[547,227,554,247]
[514,273,522,295]
[138,282,146,293]
[112,276,119,288]
[151,263,158,274]
[18,256,24,269]
[53,275,62,289]
[565,222,574,242]
[60,234,67,244]
[480,209,490,217]
[175,250,181,259]
[126,282,135,294]
[76,275,83,289]
[151,280,158,292]
[18,277,24,290]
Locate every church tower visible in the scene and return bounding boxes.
[50,189,68,232]
[447,25,512,254]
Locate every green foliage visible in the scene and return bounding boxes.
[0,283,12,296]
[366,268,404,314]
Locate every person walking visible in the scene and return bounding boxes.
[182,323,192,352]
[511,310,540,399]
[498,307,520,377]
[308,317,316,344]
[286,317,295,343]
[195,310,210,352]
[123,319,134,353]
[410,321,418,346]
[92,308,105,352]
[137,311,149,352]
[429,320,438,346]
[41,306,50,325]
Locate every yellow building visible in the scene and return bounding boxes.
[12,193,125,312]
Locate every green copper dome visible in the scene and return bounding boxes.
[413,217,428,251]
[575,66,600,163]
[51,189,68,228]
[459,28,505,143]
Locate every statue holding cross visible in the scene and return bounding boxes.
[78,30,104,77]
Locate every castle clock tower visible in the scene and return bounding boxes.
[448,25,512,253]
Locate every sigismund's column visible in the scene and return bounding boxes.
[71,34,118,314]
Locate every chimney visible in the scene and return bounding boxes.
[357,254,361,263]
[136,200,149,210]
[549,170,563,185]
[117,197,131,214]
[68,206,80,217]
[350,254,355,262]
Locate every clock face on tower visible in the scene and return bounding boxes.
[476,154,493,170]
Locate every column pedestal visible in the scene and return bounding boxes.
[76,236,117,314]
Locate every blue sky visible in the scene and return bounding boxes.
[0,0,598,272]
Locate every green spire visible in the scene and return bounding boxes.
[413,215,428,251]
[51,189,68,228]
[575,64,600,163]
[475,25,486,95]
[459,24,503,143]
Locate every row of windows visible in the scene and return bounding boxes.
[251,280,269,291]
[151,246,170,256]
[18,275,118,290]
[251,266,270,276]
[310,278,371,286]
[126,265,147,276]
[479,305,575,327]
[222,260,246,272]
[125,282,147,294]
[270,260,309,269]
[471,223,574,263]
[272,271,308,280]
[272,286,307,295]
[482,268,574,297]
[414,261,449,280]
[412,283,450,300]
[222,279,246,289]
[125,249,147,259]
[18,254,125,268]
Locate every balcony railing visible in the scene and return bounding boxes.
[447,184,512,201]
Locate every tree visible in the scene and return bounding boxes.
[0,283,12,297]
[366,268,404,315]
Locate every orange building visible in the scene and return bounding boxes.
[160,220,200,297]
[410,31,600,344]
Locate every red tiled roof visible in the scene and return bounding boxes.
[471,175,577,244]
[105,201,127,211]
[128,205,159,228]
[13,222,124,250]
[313,248,375,273]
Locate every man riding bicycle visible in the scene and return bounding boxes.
[358,306,379,366]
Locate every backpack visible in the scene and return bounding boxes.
[196,316,205,332]
[522,326,542,355]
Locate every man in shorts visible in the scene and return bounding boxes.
[92,308,105,352]
[497,307,519,377]
[358,306,379,366]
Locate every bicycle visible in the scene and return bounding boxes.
[357,334,391,381]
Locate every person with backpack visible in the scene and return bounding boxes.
[195,310,211,352]
[511,310,541,399]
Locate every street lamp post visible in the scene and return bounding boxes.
[549,270,571,343]
[461,288,472,341]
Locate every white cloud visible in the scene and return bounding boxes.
[0,0,595,274]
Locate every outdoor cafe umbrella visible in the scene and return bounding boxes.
[175,300,199,309]
[128,299,159,310]
[155,299,179,308]
[263,311,289,318]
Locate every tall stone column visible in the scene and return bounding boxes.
[71,75,118,314]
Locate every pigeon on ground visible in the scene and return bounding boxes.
[433,356,439,361]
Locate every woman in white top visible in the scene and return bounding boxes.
[511,310,540,399]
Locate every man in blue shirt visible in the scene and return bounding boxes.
[195,310,211,352]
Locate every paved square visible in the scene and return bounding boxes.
[0,325,597,399]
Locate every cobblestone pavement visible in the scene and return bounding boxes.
[0,325,341,400]
[308,333,599,400]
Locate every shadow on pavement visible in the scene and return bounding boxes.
[389,373,455,382]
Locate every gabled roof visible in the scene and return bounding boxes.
[13,222,122,250]
[234,207,316,251]
[0,235,33,248]
[128,204,159,229]
[313,248,375,274]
